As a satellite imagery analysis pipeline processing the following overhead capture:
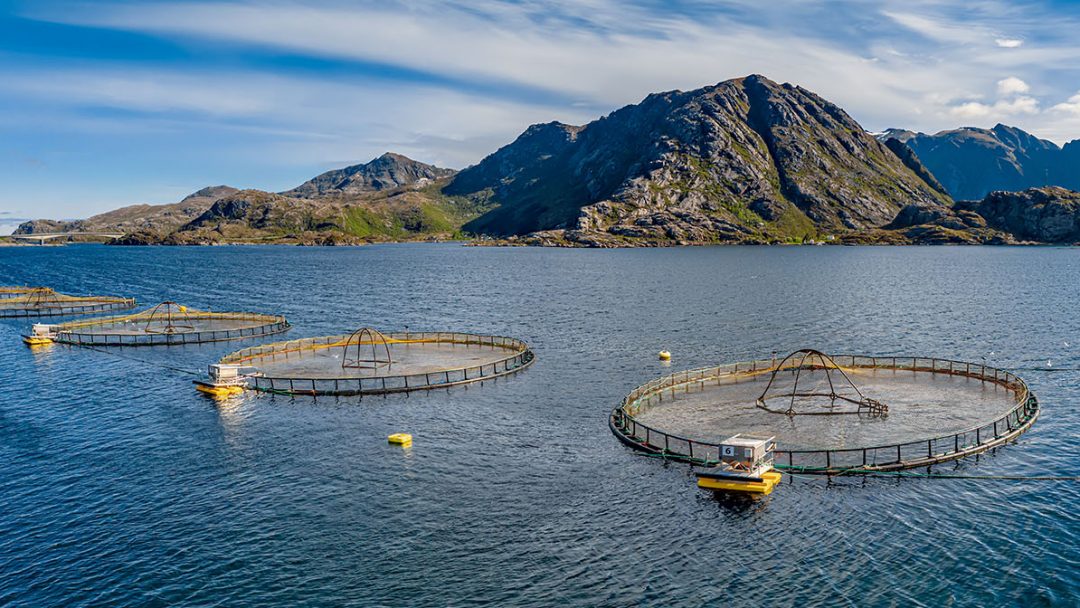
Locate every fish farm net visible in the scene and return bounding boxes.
[44,301,289,346]
[0,286,37,299]
[0,287,135,318]
[610,352,1039,473]
[218,329,534,395]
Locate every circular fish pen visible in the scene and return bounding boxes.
[0,286,37,299]
[38,301,289,346]
[610,352,1039,473]
[0,287,135,318]
[216,329,535,395]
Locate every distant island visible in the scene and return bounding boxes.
[13,75,1080,247]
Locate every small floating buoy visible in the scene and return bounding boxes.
[388,433,413,447]
[658,350,671,361]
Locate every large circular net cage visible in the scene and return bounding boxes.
[44,301,289,346]
[0,287,135,318]
[218,329,535,395]
[610,352,1039,473]
[0,286,38,300]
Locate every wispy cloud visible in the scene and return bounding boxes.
[7,0,1080,217]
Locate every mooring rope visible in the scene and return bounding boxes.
[76,343,201,377]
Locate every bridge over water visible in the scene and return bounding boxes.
[7,232,124,245]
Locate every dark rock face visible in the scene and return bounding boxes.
[454,74,950,244]
[957,187,1080,242]
[445,122,581,198]
[883,138,949,196]
[184,190,305,231]
[283,153,456,198]
[882,124,1079,200]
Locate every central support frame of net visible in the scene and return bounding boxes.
[342,327,394,370]
[610,352,1039,474]
[46,301,290,346]
[756,349,888,417]
[0,287,135,318]
[219,330,535,396]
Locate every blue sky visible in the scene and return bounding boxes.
[3,0,1080,225]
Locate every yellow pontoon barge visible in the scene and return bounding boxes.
[695,434,781,495]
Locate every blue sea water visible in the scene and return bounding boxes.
[0,244,1077,607]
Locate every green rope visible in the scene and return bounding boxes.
[634,454,1078,481]
[775,463,1079,481]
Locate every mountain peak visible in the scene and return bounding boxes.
[452,74,950,243]
[889,125,1071,199]
[180,185,238,204]
[283,153,456,198]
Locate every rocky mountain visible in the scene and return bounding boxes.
[22,75,1080,248]
[123,182,484,247]
[19,154,481,245]
[450,75,951,246]
[15,185,239,236]
[283,152,456,198]
[878,124,1080,201]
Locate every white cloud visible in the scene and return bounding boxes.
[0,67,592,170]
[997,76,1030,95]
[949,96,1039,119]
[1051,92,1080,115]
[995,38,1024,48]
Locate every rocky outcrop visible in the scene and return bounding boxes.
[880,124,1079,200]
[13,219,75,234]
[283,152,456,198]
[956,187,1080,243]
[454,74,951,244]
[864,186,1080,244]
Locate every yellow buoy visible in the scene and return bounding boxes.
[388,433,413,446]
[658,350,671,361]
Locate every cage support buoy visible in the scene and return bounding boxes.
[658,350,671,361]
[388,433,413,446]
